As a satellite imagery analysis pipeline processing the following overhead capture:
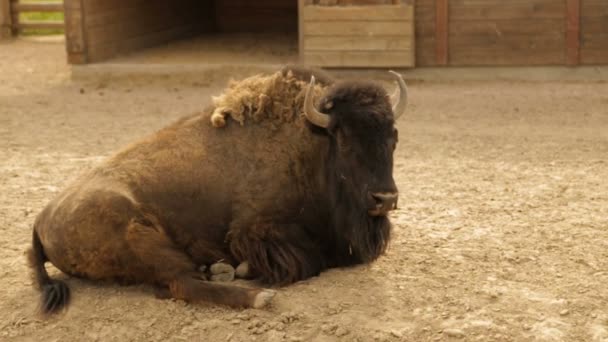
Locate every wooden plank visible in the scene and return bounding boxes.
[304,50,413,67]
[435,0,448,65]
[13,2,63,12]
[449,47,566,66]
[15,20,63,30]
[304,21,412,36]
[580,49,608,65]
[303,5,413,21]
[9,0,18,35]
[298,0,304,62]
[449,19,565,36]
[580,0,608,65]
[566,0,580,65]
[449,0,565,20]
[304,35,412,51]
[449,33,564,49]
[580,0,608,18]
[415,0,436,65]
[0,0,11,38]
[581,34,608,50]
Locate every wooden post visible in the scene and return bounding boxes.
[566,0,580,66]
[435,0,448,65]
[9,0,18,35]
[63,0,87,64]
[0,0,11,38]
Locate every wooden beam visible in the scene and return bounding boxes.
[9,0,18,35]
[435,0,449,65]
[13,2,63,12]
[298,0,304,63]
[566,0,580,66]
[15,20,63,30]
[0,0,12,38]
[63,0,87,64]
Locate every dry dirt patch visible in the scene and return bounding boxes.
[1,39,607,342]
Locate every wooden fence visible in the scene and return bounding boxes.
[415,0,608,66]
[0,0,64,37]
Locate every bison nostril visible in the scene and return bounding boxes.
[370,192,399,210]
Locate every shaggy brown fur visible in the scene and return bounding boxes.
[210,70,327,127]
[27,65,402,315]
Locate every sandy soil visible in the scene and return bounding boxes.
[1,39,608,342]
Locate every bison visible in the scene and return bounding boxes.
[27,66,407,314]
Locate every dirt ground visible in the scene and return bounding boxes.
[1,38,607,342]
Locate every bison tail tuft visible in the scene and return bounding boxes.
[27,229,71,315]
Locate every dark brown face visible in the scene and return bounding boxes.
[302,73,407,219]
[324,84,399,217]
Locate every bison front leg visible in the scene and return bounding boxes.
[126,219,275,308]
[229,223,325,286]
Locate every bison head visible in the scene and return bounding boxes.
[303,72,407,262]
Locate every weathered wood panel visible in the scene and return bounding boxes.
[304,51,413,67]
[301,2,414,67]
[64,0,86,64]
[304,5,413,20]
[580,0,608,65]
[0,0,11,38]
[448,0,567,66]
[303,21,412,36]
[435,0,448,65]
[304,36,412,51]
[415,0,436,65]
[414,0,608,66]
[13,2,63,12]
[566,0,580,65]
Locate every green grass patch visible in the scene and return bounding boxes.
[18,1,64,36]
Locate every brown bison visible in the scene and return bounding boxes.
[28,66,407,314]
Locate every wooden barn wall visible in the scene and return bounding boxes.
[415,0,436,66]
[415,0,608,66]
[580,0,608,65]
[450,0,566,66]
[214,0,298,32]
[82,0,213,63]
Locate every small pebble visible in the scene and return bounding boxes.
[443,328,465,338]
[390,330,403,338]
[335,327,349,337]
[560,309,569,316]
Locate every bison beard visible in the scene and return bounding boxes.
[329,166,392,266]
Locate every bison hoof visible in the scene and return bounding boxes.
[252,289,276,309]
[235,261,251,279]
[209,262,235,282]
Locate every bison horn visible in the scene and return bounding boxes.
[389,70,408,120]
[304,76,331,128]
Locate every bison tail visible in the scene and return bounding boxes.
[27,229,70,315]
